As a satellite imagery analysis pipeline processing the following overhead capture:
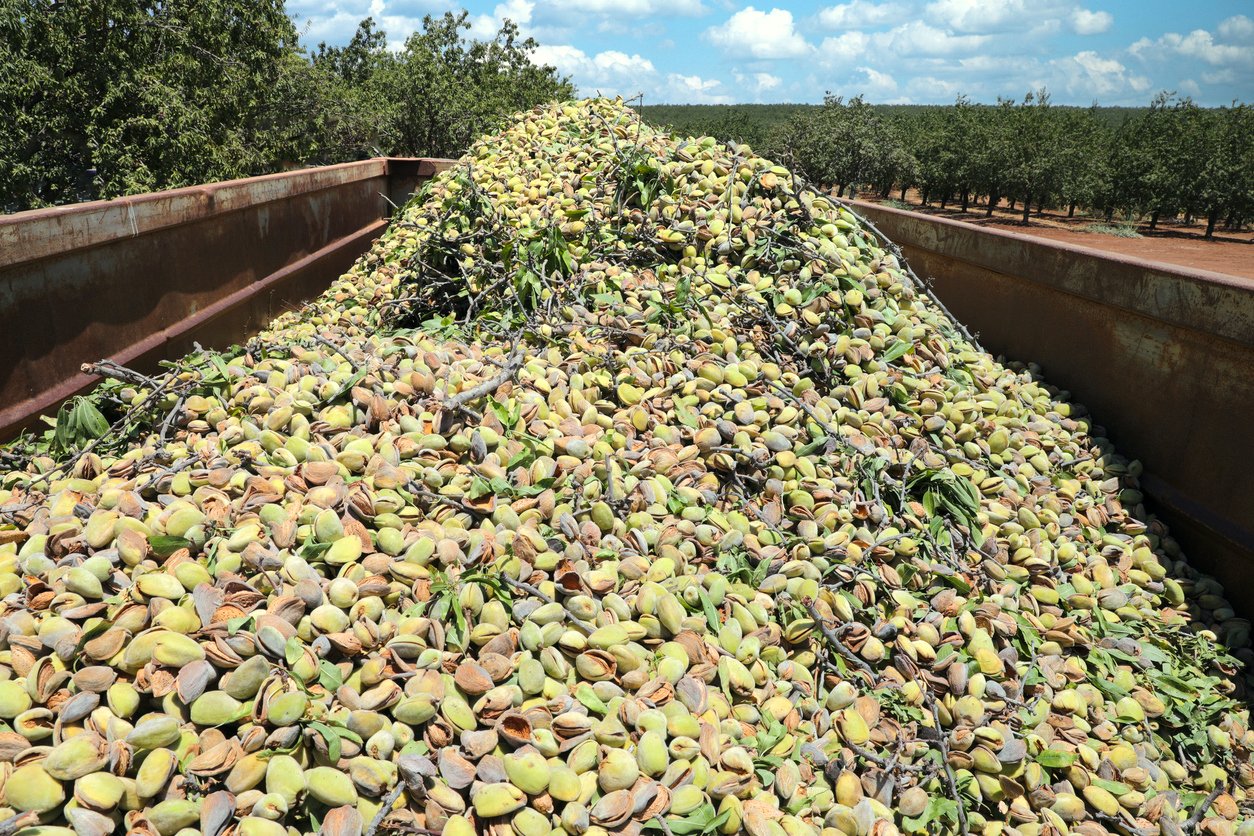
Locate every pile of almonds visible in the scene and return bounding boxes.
[0,99,1251,836]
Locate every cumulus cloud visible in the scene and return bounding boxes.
[1218,15,1254,42]
[731,70,783,100]
[285,0,1252,106]
[531,44,658,97]
[816,0,905,29]
[817,19,988,70]
[925,0,1112,35]
[549,0,706,17]
[289,0,373,17]
[925,0,1034,33]
[1130,27,1254,67]
[468,0,534,39]
[705,7,812,59]
[1069,8,1112,36]
[817,30,871,66]
[663,73,731,103]
[1050,51,1149,98]
[755,72,782,90]
[876,20,990,55]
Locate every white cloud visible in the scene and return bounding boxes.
[469,0,534,40]
[877,20,990,55]
[1218,15,1254,42]
[1050,51,1149,98]
[289,0,373,17]
[663,73,732,103]
[705,7,812,59]
[817,30,871,66]
[816,0,905,29]
[754,72,781,90]
[1130,28,1254,67]
[926,0,1035,33]
[531,45,657,93]
[1202,69,1236,85]
[731,70,783,100]
[294,12,371,44]
[903,75,965,100]
[1069,8,1112,35]
[858,66,898,94]
[549,0,705,15]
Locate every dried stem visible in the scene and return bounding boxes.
[500,574,596,634]
[802,598,874,675]
[365,781,408,836]
[928,698,969,835]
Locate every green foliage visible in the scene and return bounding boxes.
[366,12,575,159]
[1,4,571,212]
[1081,223,1141,238]
[909,467,984,548]
[643,93,1251,234]
[0,0,300,210]
[50,396,109,457]
[639,103,813,149]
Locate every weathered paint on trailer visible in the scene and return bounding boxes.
[0,158,451,440]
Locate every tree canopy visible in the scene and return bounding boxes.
[0,2,571,212]
[752,91,1253,237]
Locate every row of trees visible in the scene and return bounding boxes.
[0,1,572,212]
[766,93,1253,237]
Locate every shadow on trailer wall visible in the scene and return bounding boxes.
[0,157,453,442]
[851,200,1254,614]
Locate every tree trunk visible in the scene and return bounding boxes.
[1105,206,1114,223]
[922,189,930,205]
[986,191,997,218]
[900,186,908,202]
[1008,197,1016,210]
[880,182,891,198]
[834,184,843,199]
[1068,202,1076,218]
[961,189,969,212]
[1206,209,1218,240]
[1021,194,1031,225]
[1149,210,1159,231]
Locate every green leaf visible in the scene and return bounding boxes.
[299,541,333,559]
[1090,777,1131,795]
[903,796,958,831]
[697,589,721,632]
[74,398,110,438]
[933,570,972,594]
[880,339,912,364]
[307,721,342,763]
[1036,749,1078,768]
[147,538,191,559]
[574,683,608,715]
[469,476,493,500]
[318,660,344,692]
[284,636,303,667]
[226,616,254,635]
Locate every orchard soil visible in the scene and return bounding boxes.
[863,192,1254,280]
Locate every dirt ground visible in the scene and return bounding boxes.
[860,192,1254,280]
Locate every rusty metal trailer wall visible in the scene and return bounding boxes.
[852,200,1254,600]
[0,158,450,440]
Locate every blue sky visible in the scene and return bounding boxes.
[287,0,1254,105]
